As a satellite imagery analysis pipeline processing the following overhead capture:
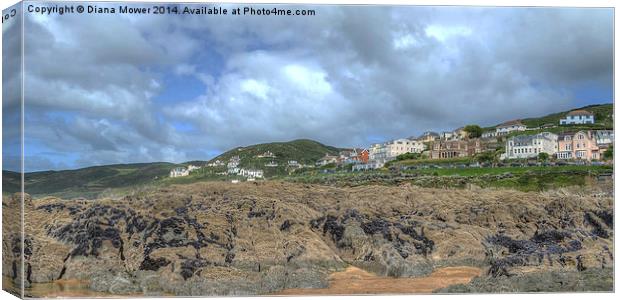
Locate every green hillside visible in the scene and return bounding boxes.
[202,139,342,177]
[2,162,178,199]
[520,103,613,128]
[521,103,614,128]
[482,103,613,133]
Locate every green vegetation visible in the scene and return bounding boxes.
[504,123,611,139]
[482,103,612,135]
[3,162,179,199]
[395,152,423,161]
[604,145,613,160]
[519,103,612,128]
[463,124,483,138]
[402,165,611,177]
[475,151,498,164]
[206,139,341,177]
[538,152,549,161]
[436,268,613,293]
[394,156,474,166]
[286,164,612,192]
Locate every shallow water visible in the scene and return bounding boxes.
[4,265,482,297]
[3,276,121,298]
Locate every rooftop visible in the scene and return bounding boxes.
[566,110,594,116]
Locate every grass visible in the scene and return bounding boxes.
[520,103,613,128]
[208,139,341,168]
[480,103,612,133]
[503,124,612,139]
[395,157,474,166]
[3,162,179,199]
[284,164,612,192]
[402,165,612,177]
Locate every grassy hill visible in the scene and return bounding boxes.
[202,139,342,177]
[482,103,613,133]
[1,139,342,198]
[521,103,614,128]
[2,162,178,199]
[520,103,613,128]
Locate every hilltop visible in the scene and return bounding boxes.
[202,139,342,177]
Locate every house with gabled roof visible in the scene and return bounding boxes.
[557,130,600,160]
[560,110,594,125]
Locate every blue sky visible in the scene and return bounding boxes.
[1,4,613,172]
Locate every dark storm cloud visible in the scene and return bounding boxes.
[9,5,614,171]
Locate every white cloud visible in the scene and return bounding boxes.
[425,24,473,42]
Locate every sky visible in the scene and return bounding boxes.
[1,3,614,172]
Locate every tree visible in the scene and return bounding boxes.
[538,152,549,161]
[463,125,483,138]
[396,152,421,161]
[475,151,495,164]
[603,145,613,160]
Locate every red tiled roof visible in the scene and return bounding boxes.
[566,110,593,116]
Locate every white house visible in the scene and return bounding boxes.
[481,131,497,138]
[256,151,276,158]
[367,138,424,168]
[560,110,595,125]
[239,168,264,178]
[505,132,558,159]
[227,156,241,168]
[169,167,189,178]
[440,131,455,140]
[595,130,614,146]
[496,120,527,136]
[207,160,225,167]
[265,161,278,167]
[187,165,201,172]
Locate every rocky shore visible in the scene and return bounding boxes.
[2,181,614,296]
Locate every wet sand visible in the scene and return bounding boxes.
[3,276,128,298]
[276,266,483,295]
[4,266,481,297]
